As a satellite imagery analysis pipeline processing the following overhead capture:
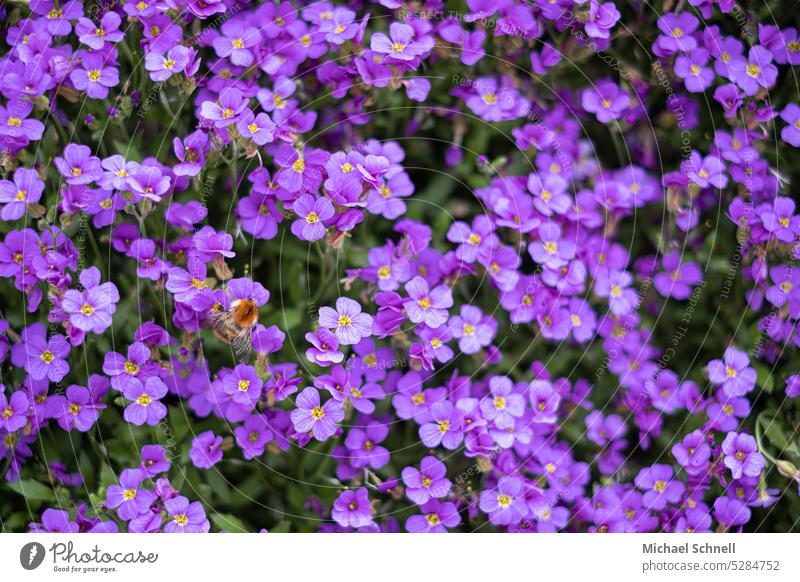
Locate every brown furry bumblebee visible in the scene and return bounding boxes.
[210,298,259,363]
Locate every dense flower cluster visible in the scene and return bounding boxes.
[1,0,799,533]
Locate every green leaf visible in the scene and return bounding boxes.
[210,512,250,533]
[7,479,55,501]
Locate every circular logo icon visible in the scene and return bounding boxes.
[20,542,46,570]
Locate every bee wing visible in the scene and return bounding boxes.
[231,329,253,363]
[210,309,235,338]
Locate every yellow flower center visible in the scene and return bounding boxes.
[337,315,352,327]
[544,241,557,254]
[124,361,140,375]
[190,278,206,289]
[725,367,737,378]
[40,350,55,364]
[418,297,431,310]
[7,117,22,127]
[391,42,406,52]
[467,233,481,245]
[425,513,440,526]
[483,93,497,104]
[493,396,506,410]
[232,38,245,49]
[293,158,306,173]
[437,419,450,433]
[341,163,354,173]
[137,393,152,406]
[334,25,346,34]
[15,190,27,201]
[1,407,12,419]
[48,8,63,19]
[412,392,425,405]
[463,323,475,336]
[746,64,760,77]
[81,303,95,315]
[377,265,391,278]
[654,480,666,492]
[163,59,175,70]
[88,70,102,82]
[497,494,512,507]
[671,27,683,38]
[123,488,137,501]
[238,380,250,392]
[430,337,441,348]
[174,514,188,526]
[610,284,622,298]
[310,406,325,420]
[306,212,319,223]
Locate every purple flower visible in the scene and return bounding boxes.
[212,21,261,67]
[760,197,799,243]
[447,216,497,263]
[401,456,452,504]
[479,476,529,525]
[164,496,210,533]
[0,167,43,221]
[234,414,272,460]
[655,12,699,53]
[55,144,102,186]
[529,222,575,269]
[320,8,358,45]
[62,272,119,333]
[653,253,703,300]
[674,49,715,93]
[582,80,629,122]
[70,53,119,99]
[419,401,464,450]
[318,297,373,345]
[290,387,344,441]
[201,87,248,128]
[189,430,223,469]
[236,110,277,146]
[721,432,765,479]
[222,364,263,411]
[144,46,190,82]
[291,195,334,241]
[780,103,800,147]
[0,99,44,141]
[671,430,711,475]
[345,422,390,469]
[139,444,170,478]
[634,464,684,510]
[594,269,637,315]
[371,23,429,62]
[30,509,79,533]
[106,469,156,521]
[331,488,373,528]
[713,496,751,529]
[730,45,778,96]
[103,341,154,392]
[305,328,344,366]
[75,12,123,49]
[528,379,561,424]
[46,385,104,432]
[707,347,756,397]
[0,390,29,432]
[405,500,461,533]
[449,305,496,354]
[481,376,525,429]
[403,276,453,328]
[683,151,727,189]
[123,377,168,426]
[22,332,70,382]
